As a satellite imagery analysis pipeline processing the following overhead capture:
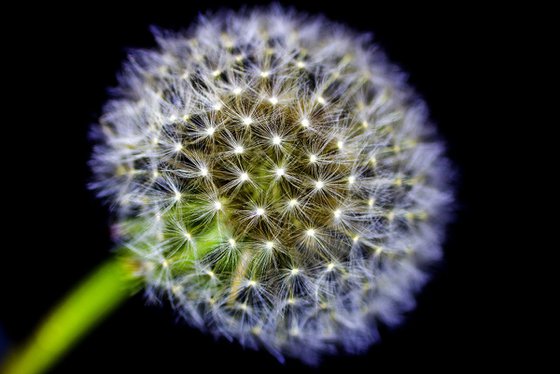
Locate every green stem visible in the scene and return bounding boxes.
[1,256,139,374]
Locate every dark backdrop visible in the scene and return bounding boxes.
[2,1,507,372]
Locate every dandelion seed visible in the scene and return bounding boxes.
[272,135,282,145]
[301,118,310,128]
[242,117,253,126]
[234,145,245,154]
[228,238,236,247]
[255,207,265,216]
[288,199,298,207]
[306,228,315,237]
[200,167,209,177]
[275,168,285,177]
[232,87,243,95]
[268,96,279,105]
[260,70,270,78]
[317,96,326,105]
[239,172,249,181]
[213,201,222,210]
[309,154,318,163]
[315,180,325,189]
[348,175,356,185]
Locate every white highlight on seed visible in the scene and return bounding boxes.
[306,228,316,237]
[260,70,270,78]
[275,168,285,177]
[184,232,192,240]
[288,199,298,207]
[213,201,222,210]
[309,154,318,163]
[333,209,342,218]
[337,140,344,149]
[368,198,375,207]
[272,135,282,145]
[353,235,360,243]
[206,127,216,136]
[247,280,257,287]
[228,238,236,247]
[212,69,221,77]
[317,96,326,105]
[232,87,242,95]
[348,175,356,185]
[213,102,223,111]
[265,241,274,249]
[268,96,279,105]
[200,167,209,177]
[296,61,306,69]
[301,118,310,128]
[326,263,335,271]
[255,207,265,216]
[174,142,183,152]
[239,172,249,181]
[234,145,245,154]
[242,117,253,126]
[174,191,182,201]
[315,180,325,189]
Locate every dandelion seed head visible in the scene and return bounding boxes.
[91,6,453,365]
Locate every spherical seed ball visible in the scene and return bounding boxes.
[91,7,453,364]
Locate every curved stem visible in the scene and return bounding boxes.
[1,256,139,374]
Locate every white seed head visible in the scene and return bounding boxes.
[91,6,453,365]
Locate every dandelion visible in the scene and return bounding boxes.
[11,6,454,371]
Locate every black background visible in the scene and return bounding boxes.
[2,1,512,372]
